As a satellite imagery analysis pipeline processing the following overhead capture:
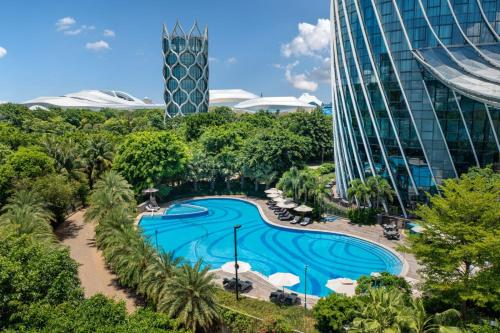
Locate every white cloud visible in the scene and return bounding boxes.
[64,29,82,36]
[85,40,110,51]
[82,25,96,30]
[103,29,115,38]
[282,19,331,58]
[284,61,318,91]
[0,47,7,59]
[226,57,237,65]
[208,57,218,63]
[56,17,76,31]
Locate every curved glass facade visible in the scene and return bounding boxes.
[163,21,209,118]
[331,0,500,216]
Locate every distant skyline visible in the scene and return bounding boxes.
[0,0,331,104]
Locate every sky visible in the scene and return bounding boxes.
[0,0,332,104]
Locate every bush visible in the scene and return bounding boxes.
[347,207,378,225]
[318,162,335,175]
[0,233,83,328]
[312,293,362,333]
[355,272,412,296]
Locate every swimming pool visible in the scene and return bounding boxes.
[139,198,403,297]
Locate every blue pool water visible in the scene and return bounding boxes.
[140,198,402,297]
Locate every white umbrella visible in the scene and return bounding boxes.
[221,261,251,274]
[325,278,357,296]
[294,204,313,213]
[277,201,297,209]
[267,193,281,199]
[265,188,282,194]
[268,272,300,291]
[370,272,381,278]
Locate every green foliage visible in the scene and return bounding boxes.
[347,207,378,225]
[31,174,76,223]
[312,293,361,333]
[0,233,83,328]
[0,190,55,243]
[158,260,219,332]
[215,289,316,333]
[114,131,189,191]
[181,107,236,141]
[356,272,412,296]
[411,167,500,318]
[4,146,55,179]
[279,110,333,162]
[12,295,187,332]
[318,162,335,175]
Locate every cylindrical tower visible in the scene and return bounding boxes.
[162,21,209,118]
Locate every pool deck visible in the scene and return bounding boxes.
[138,194,422,305]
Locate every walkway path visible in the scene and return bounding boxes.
[55,210,137,312]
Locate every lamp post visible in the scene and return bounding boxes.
[304,265,308,310]
[233,224,242,300]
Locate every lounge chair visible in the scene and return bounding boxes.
[223,278,253,293]
[290,216,302,224]
[146,204,160,212]
[300,217,311,226]
[279,212,293,221]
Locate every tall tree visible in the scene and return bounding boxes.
[81,135,114,189]
[411,167,500,318]
[84,171,135,224]
[113,131,189,192]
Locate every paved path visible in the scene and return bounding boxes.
[56,210,137,312]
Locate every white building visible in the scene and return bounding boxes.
[23,90,163,111]
[233,96,317,113]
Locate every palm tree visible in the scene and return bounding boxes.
[84,171,135,224]
[42,135,81,179]
[81,136,114,189]
[158,260,219,332]
[0,190,55,242]
[347,179,371,207]
[366,176,394,209]
[350,288,407,333]
[111,236,156,288]
[140,251,184,305]
[278,166,302,201]
[403,298,462,333]
[311,178,331,215]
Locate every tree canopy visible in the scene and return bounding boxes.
[113,131,189,192]
[411,167,500,318]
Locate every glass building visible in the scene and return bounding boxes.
[330,0,500,216]
[163,21,209,118]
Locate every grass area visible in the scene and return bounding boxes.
[215,289,318,332]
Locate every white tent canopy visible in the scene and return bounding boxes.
[268,272,300,290]
[221,261,252,274]
[325,278,357,296]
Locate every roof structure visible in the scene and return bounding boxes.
[233,96,316,113]
[209,89,259,105]
[298,93,323,106]
[23,90,163,110]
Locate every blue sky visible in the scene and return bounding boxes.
[0,0,331,104]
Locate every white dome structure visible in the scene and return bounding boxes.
[298,93,323,107]
[209,89,259,106]
[23,90,164,111]
[233,96,316,113]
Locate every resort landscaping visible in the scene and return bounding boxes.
[0,104,499,332]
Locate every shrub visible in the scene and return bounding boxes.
[347,207,378,225]
[355,272,412,296]
[312,293,362,333]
